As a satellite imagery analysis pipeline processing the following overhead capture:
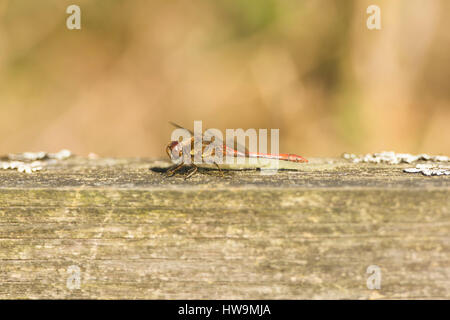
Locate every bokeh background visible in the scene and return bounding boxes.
[0,0,449,158]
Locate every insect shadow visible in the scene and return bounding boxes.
[149,164,230,178]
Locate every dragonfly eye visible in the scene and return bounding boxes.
[166,141,180,159]
[167,141,185,162]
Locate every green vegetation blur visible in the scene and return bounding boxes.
[0,0,449,157]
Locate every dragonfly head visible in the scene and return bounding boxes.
[166,141,183,160]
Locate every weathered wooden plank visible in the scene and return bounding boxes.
[0,157,449,299]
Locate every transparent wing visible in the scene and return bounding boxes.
[169,122,249,157]
[169,121,194,136]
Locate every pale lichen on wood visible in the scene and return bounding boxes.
[0,156,449,299]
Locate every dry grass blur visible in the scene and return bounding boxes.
[0,0,449,158]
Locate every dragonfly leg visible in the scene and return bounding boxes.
[185,164,198,179]
[215,163,224,177]
[166,162,184,177]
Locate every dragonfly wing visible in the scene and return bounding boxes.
[229,135,249,155]
[169,121,195,136]
[202,127,249,155]
[169,122,249,155]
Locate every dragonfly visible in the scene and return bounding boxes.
[165,122,308,179]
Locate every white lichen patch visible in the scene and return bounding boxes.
[1,161,43,173]
[48,149,72,160]
[7,151,47,161]
[7,149,72,161]
[403,164,450,176]
[343,151,449,165]
[0,149,72,173]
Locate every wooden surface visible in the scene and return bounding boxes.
[0,157,449,299]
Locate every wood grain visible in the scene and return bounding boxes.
[0,157,448,299]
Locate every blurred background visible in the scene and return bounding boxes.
[0,0,449,158]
